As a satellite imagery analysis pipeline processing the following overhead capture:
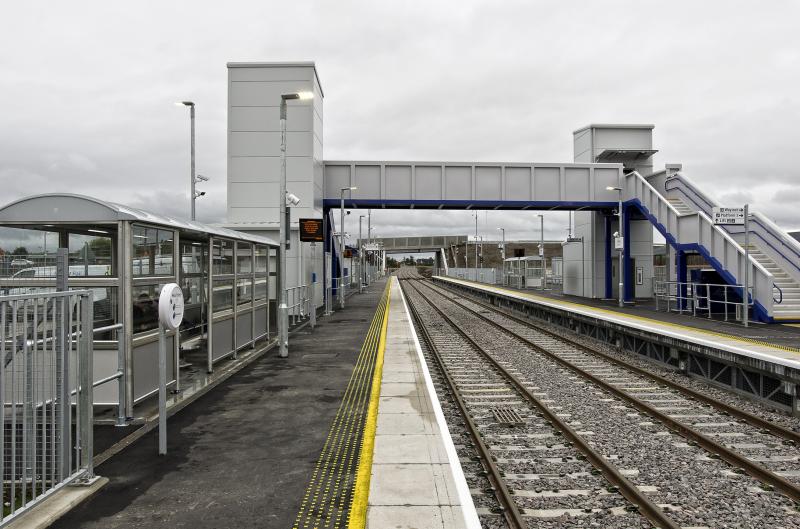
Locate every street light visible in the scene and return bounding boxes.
[607,186,624,307]
[175,101,197,220]
[472,212,479,281]
[497,227,505,285]
[278,91,314,358]
[537,214,545,290]
[340,186,358,308]
[359,215,367,293]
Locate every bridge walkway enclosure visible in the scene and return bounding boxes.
[322,158,784,323]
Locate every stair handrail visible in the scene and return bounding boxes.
[627,170,773,285]
[666,172,800,278]
[774,283,783,304]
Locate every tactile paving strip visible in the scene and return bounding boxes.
[292,282,391,529]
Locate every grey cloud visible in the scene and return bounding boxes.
[1,0,799,240]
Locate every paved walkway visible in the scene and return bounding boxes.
[363,279,479,528]
[51,280,388,529]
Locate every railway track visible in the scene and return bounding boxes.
[402,277,800,528]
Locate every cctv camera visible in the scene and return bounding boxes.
[196,174,209,182]
[285,192,301,206]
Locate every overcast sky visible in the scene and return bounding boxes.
[1,1,799,245]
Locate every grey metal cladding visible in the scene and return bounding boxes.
[415,165,443,200]
[386,166,412,199]
[533,167,560,201]
[445,166,471,200]
[475,166,502,200]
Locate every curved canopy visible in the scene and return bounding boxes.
[0,193,278,246]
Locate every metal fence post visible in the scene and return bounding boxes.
[55,248,71,480]
[79,292,94,479]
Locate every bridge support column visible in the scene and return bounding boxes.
[623,204,634,302]
[604,213,613,299]
[676,249,688,310]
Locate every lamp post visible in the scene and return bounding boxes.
[176,101,197,220]
[607,186,624,308]
[340,186,357,307]
[537,214,545,290]
[367,210,372,285]
[473,212,479,282]
[497,227,505,285]
[359,215,366,293]
[279,91,314,358]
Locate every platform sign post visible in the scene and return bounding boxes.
[310,243,317,329]
[712,206,748,327]
[158,283,184,455]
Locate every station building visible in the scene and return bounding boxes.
[225,62,800,324]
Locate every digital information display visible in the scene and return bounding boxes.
[300,218,324,242]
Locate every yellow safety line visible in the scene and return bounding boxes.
[347,278,392,529]
[293,282,392,529]
[442,277,800,355]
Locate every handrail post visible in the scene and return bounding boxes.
[79,291,94,479]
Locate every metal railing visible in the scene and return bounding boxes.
[286,285,311,326]
[654,280,753,322]
[0,289,95,526]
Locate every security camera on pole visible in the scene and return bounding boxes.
[279,91,314,358]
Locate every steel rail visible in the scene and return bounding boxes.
[420,280,800,503]
[426,280,800,444]
[402,281,526,529]
[403,279,679,529]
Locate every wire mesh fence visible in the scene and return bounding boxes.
[0,289,95,525]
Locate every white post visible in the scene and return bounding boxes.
[340,193,345,308]
[744,203,749,328]
[278,98,289,358]
[310,242,316,329]
[158,323,167,455]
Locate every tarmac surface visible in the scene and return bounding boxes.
[51,280,387,529]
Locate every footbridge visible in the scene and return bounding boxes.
[322,158,794,323]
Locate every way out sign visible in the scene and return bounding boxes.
[712,207,745,225]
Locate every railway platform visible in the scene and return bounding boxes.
[435,276,800,415]
[28,277,479,529]
[42,280,396,529]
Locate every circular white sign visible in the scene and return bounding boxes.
[158,283,184,331]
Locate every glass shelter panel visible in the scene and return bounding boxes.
[69,232,113,277]
[237,241,252,274]
[132,283,167,333]
[132,225,174,276]
[0,227,60,278]
[213,239,234,275]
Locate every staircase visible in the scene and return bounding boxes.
[666,197,694,216]
[655,172,800,322]
[746,244,800,320]
[626,171,777,322]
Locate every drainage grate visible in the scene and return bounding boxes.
[491,407,525,426]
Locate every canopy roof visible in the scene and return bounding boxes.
[0,194,278,246]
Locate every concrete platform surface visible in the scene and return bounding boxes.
[437,277,800,369]
[365,279,480,528]
[49,280,389,529]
